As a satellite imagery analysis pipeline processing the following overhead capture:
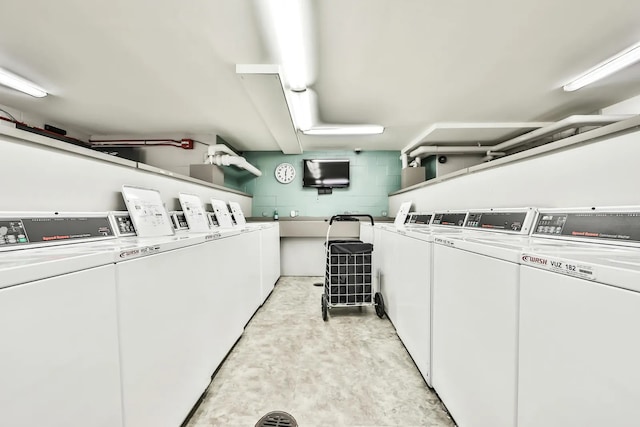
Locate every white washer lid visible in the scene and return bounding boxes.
[521,248,640,293]
[0,249,115,290]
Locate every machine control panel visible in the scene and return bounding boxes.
[171,212,189,230]
[0,215,114,249]
[465,212,527,232]
[432,213,467,227]
[112,213,136,236]
[533,211,640,243]
[207,212,219,228]
[0,220,28,246]
[413,214,433,225]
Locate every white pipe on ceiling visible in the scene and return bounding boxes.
[409,145,489,158]
[409,115,633,161]
[484,115,631,159]
[208,154,263,177]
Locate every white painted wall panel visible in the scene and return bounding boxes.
[0,135,251,213]
[281,237,326,276]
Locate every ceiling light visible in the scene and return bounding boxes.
[256,0,312,91]
[302,125,385,136]
[287,89,314,131]
[0,67,47,98]
[563,41,640,92]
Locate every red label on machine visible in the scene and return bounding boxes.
[521,253,597,281]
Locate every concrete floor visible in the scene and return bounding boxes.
[187,276,455,427]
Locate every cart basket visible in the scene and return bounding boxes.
[329,242,373,255]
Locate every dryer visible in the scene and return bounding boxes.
[517,208,640,427]
[0,212,123,427]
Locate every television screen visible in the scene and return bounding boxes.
[302,159,350,188]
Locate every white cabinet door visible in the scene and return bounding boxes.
[432,244,518,427]
[519,266,640,427]
[394,234,432,385]
[117,244,212,427]
[0,265,122,427]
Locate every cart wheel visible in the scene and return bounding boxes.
[374,292,385,318]
[321,294,328,321]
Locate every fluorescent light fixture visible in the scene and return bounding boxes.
[302,125,384,136]
[257,0,312,91]
[0,67,47,98]
[287,89,313,131]
[563,41,640,92]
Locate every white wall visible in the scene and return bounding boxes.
[0,133,251,213]
[390,128,640,214]
[139,141,209,177]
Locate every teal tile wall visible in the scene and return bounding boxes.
[240,151,401,218]
[425,155,437,180]
[223,173,245,192]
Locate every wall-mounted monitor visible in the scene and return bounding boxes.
[302,159,350,188]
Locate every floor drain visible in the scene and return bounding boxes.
[255,410,298,427]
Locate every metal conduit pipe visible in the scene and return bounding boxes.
[409,145,490,158]
[484,114,631,160]
[408,115,632,162]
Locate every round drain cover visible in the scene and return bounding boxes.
[255,410,298,427]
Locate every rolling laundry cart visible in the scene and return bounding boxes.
[322,214,385,321]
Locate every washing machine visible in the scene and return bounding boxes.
[218,199,280,305]
[33,207,216,427]
[378,210,468,387]
[517,208,640,427]
[431,208,538,427]
[116,188,249,427]
[0,211,123,427]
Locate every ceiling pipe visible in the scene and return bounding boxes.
[409,145,490,158]
[206,144,240,158]
[205,144,262,177]
[409,115,633,161]
[89,138,194,149]
[483,114,631,160]
[208,154,262,177]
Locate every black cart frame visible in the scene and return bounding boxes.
[321,214,385,321]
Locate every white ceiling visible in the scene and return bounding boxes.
[1,0,640,152]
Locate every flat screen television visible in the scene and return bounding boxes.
[302,159,350,188]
